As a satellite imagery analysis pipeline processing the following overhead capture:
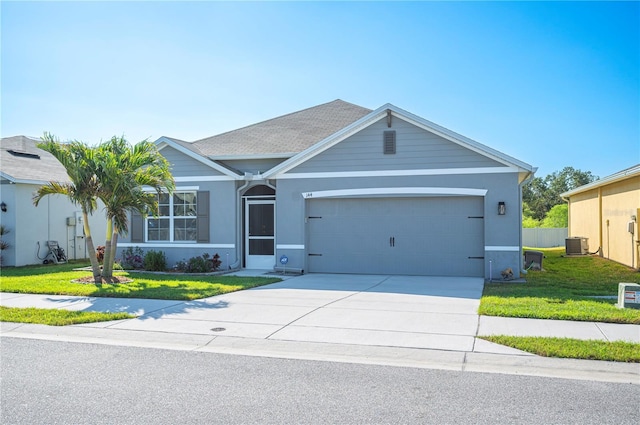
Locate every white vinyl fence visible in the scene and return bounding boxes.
[522,228,568,248]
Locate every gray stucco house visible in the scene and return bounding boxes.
[0,135,107,266]
[118,100,536,278]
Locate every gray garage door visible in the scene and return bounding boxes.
[306,197,484,276]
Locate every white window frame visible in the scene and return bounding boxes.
[145,187,199,243]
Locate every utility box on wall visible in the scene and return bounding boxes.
[617,283,640,309]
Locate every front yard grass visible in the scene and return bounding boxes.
[480,248,640,324]
[0,306,134,326]
[0,262,281,300]
[480,335,640,363]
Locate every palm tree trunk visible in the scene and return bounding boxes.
[82,210,102,283]
[103,226,119,280]
[102,218,113,280]
[109,231,119,274]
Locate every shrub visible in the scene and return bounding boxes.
[144,250,167,271]
[175,253,221,273]
[120,246,144,269]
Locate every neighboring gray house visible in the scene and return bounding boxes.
[0,136,107,266]
[118,100,536,279]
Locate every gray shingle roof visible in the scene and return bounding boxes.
[191,99,372,158]
[0,135,71,184]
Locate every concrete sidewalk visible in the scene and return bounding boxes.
[1,273,639,384]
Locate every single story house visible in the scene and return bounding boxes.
[118,100,536,278]
[0,135,107,267]
[561,164,640,269]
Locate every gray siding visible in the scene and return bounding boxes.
[219,158,287,175]
[118,180,237,268]
[160,146,224,177]
[289,117,505,173]
[275,171,523,278]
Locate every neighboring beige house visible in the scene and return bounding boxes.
[561,164,640,269]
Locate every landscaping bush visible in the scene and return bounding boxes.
[120,246,144,269]
[175,253,221,273]
[144,250,167,271]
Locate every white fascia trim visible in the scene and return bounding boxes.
[262,110,388,179]
[1,171,71,186]
[560,164,640,197]
[0,174,47,185]
[209,153,295,160]
[174,175,235,182]
[118,243,235,249]
[384,104,535,172]
[485,246,521,251]
[155,137,241,179]
[276,244,305,250]
[0,172,16,183]
[302,187,488,199]
[280,167,518,180]
[143,185,199,191]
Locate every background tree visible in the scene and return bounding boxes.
[522,203,541,228]
[96,137,175,280]
[34,134,103,283]
[523,166,598,222]
[541,204,568,228]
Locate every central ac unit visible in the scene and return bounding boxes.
[566,237,588,255]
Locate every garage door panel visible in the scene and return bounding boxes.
[307,197,484,276]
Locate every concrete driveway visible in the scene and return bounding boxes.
[107,274,484,352]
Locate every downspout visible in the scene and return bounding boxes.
[598,187,603,257]
[561,194,571,238]
[230,175,252,269]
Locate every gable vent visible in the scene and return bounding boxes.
[383,131,396,155]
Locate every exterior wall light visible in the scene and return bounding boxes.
[0,202,6,212]
[498,201,506,215]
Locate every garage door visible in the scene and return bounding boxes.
[306,197,484,276]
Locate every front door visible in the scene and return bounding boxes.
[245,200,275,269]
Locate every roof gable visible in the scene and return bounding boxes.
[155,136,239,179]
[263,103,535,179]
[287,115,505,174]
[0,135,71,184]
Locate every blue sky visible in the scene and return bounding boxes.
[1,1,638,178]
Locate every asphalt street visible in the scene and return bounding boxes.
[2,338,638,425]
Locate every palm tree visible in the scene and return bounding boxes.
[34,134,103,283]
[96,137,175,280]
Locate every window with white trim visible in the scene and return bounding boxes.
[146,191,197,242]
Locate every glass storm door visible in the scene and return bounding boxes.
[245,200,275,269]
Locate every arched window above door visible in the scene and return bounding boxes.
[244,185,275,197]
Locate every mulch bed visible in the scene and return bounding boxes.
[72,275,134,285]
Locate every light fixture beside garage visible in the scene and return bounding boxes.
[498,202,506,215]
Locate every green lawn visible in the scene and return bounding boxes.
[480,335,640,363]
[0,306,134,326]
[480,248,640,324]
[0,262,281,300]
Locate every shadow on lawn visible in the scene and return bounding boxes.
[43,293,230,320]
